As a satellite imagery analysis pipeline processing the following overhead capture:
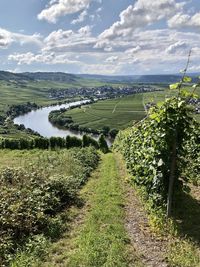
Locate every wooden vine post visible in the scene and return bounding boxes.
[167,130,177,218]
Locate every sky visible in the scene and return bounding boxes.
[0,0,200,75]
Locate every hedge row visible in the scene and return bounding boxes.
[0,134,109,152]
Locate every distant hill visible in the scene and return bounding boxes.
[77,74,200,84]
[0,71,33,81]
[22,72,78,83]
[0,71,199,84]
[0,71,78,83]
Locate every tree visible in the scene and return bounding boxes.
[82,134,99,149]
[102,126,110,136]
[109,128,119,139]
[99,134,109,153]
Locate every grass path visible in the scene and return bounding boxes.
[41,153,142,267]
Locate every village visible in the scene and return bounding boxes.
[48,85,159,100]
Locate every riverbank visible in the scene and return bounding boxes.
[13,99,91,138]
[48,94,146,141]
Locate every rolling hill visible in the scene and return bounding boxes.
[0,70,199,84]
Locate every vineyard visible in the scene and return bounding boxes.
[113,72,200,266]
[0,70,200,266]
[49,94,146,133]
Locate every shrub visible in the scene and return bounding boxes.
[0,147,100,264]
[99,134,109,153]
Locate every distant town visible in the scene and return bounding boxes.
[48,85,159,100]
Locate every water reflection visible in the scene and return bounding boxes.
[14,100,112,146]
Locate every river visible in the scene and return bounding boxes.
[14,100,112,146]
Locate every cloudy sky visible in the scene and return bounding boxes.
[0,0,200,75]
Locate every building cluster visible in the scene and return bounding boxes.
[48,85,157,100]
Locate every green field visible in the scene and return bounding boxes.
[143,86,200,103]
[62,94,146,130]
[143,86,200,122]
[0,149,75,174]
[0,79,137,114]
[0,80,81,114]
[51,85,200,132]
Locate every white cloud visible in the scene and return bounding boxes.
[7,24,200,75]
[0,29,12,48]
[8,52,54,65]
[43,26,95,53]
[105,56,118,63]
[81,63,121,74]
[165,41,188,54]
[0,28,42,49]
[71,10,88,25]
[97,0,185,42]
[168,12,200,28]
[188,65,200,72]
[38,0,91,23]
[125,46,141,55]
[8,52,79,65]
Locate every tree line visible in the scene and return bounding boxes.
[0,134,109,153]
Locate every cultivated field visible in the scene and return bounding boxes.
[0,79,134,114]
[63,94,146,130]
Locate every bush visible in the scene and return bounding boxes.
[82,134,99,149]
[99,134,109,153]
[10,234,49,267]
[0,147,100,265]
[109,128,119,139]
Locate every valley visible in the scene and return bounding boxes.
[0,71,200,267]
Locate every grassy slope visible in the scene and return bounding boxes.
[41,153,143,267]
[61,94,145,130]
[0,149,80,178]
[1,149,200,267]
[0,79,136,114]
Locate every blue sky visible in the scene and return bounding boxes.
[0,0,200,75]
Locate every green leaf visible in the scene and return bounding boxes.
[180,90,191,97]
[183,76,192,83]
[150,113,158,119]
[169,83,180,90]
[157,101,164,108]
[178,101,184,108]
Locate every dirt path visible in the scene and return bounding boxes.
[41,153,170,267]
[41,153,142,267]
[115,153,169,267]
[112,100,121,113]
